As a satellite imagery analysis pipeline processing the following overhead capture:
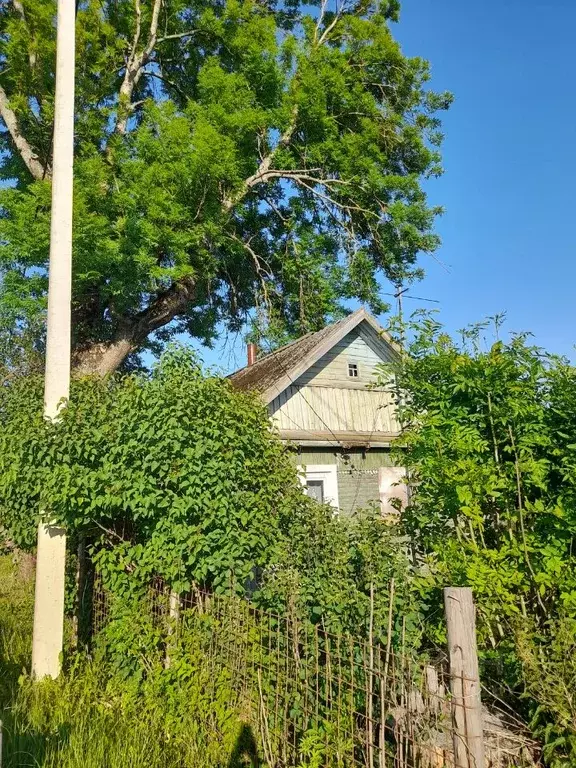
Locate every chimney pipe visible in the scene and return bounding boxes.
[247,343,257,367]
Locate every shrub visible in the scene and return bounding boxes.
[0,347,308,596]
[382,313,576,761]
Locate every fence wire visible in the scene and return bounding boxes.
[91,578,539,768]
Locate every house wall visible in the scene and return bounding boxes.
[294,447,396,516]
[270,384,397,433]
[296,325,396,388]
[269,326,400,435]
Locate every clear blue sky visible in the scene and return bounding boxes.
[395,0,576,358]
[198,0,576,373]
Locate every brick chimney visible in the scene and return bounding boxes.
[247,343,258,366]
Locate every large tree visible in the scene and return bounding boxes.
[0,0,451,374]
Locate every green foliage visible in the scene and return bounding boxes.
[384,315,576,632]
[0,347,307,595]
[0,556,255,768]
[516,615,576,767]
[0,553,34,708]
[0,0,451,368]
[4,649,249,767]
[297,724,353,768]
[264,503,424,648]
[380,313,576,762]
[0,343,421,659]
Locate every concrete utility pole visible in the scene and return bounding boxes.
[31,0,76,680]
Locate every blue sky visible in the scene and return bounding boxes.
[395,0,576,358]
[199,0,576,372]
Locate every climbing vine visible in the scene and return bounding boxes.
[0,348,305,595]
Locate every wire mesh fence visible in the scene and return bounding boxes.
[91,578,540,768]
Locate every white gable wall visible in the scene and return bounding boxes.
[269,324,400,435]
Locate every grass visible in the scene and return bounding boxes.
[0,553,34,706]
[0,554,261,768]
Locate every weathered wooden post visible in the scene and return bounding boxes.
[444,587,485,768]
[165,590,181,669]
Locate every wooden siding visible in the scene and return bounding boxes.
[294,448,394,469]
[337,467,381,515]
[296,326,395,388]
[269,384,399,434]
[268,320,399,439]
[292,448,396,515]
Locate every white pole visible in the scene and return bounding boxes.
[31,0,76,680]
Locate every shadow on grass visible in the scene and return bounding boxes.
[227,723,261,768]
[1,719,71,768]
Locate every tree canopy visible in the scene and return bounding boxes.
[0,0,451,373]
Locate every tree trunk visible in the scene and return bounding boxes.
[72,276,197,376]
[72,337,136,376]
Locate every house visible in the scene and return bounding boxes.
[229,308,408,516]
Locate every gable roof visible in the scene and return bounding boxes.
[229,308,400,405]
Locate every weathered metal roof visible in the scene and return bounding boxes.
[229,308,399,404]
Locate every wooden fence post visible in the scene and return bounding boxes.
[165,590,181,669]
[444,587,485,768]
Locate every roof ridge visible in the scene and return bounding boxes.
[228,308,395,403]
[234,311,357,373]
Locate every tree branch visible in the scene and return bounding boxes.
[0,83,48,180]
[317,0,351,46]
[132,274,196,340]
[115,0,162,136]
[73,275,197,376]
[11,0,25,16]
[222,105,299,212]
[144,69,187,101]
[144,0,162,58]
[156,30,197,44]
[11,0,37,70]
[229,233,274,311]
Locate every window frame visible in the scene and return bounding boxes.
[298,464,340,509]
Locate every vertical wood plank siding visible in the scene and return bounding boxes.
[297,326,396,388]
[270,385,398,433]
[269,326,399,435]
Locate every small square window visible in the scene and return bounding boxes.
[348,362,358,378]
[305,480,324,503]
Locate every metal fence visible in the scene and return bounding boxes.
[91,580,539,768]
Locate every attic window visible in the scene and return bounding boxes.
[348,362,359,378]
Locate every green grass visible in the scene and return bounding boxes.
[0,553,34,706]
[0,555,260,768]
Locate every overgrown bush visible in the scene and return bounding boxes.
[0,345,425,764]
[0,347,307,596]
[516,615,576,767]
[263,502,424,647]
[0,346,420,640]
[383,313,576,763]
